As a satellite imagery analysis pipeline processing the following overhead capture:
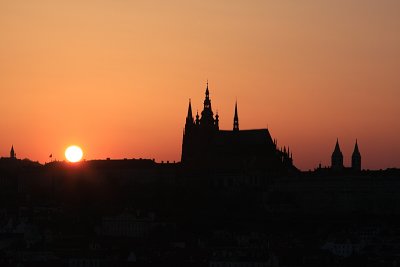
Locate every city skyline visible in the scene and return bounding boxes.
[0,86,392,171]
[1,1,399,170]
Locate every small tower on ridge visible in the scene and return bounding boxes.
[233,101,239,131]
[10,145,16,159]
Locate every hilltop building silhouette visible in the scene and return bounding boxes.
[331,139,361,171]
[10,145,16,159]
[181,82,294,171]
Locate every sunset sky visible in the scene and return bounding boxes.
[0,0,399,170]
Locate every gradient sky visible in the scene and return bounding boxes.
[0,0,399,170]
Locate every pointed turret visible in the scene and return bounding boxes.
[331,138,344,171]
[186,99,194,124]
[10,145,16,159]
[332,139,341,155]
[352,139,361,171]
[200,81,215,127]
[184,99,195,135]
[233,101,239,131]
[187,99,193,119]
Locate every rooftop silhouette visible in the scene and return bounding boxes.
[182,82,295,172]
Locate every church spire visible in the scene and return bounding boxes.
[187,98,193,119]
[353,139,360,154]
[233,101,239,131]
[10,145,16,159]
[205,80,209,98]
[184,99,194,133]
[186,98,194,125]
[331,138,344,171]
[200,81,214,127]
[352,139,361,171]
[333,138,341,153]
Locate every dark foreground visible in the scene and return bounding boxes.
[1,158,400,266]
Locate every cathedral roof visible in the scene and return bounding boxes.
[216,129,273,147]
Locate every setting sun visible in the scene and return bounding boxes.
[65,145,83,163]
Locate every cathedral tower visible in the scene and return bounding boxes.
[331,139,343,171]
[351,139,361,171]
[181,82,219,164]
[185,99,194,132]
[200,81,216,129]
[10,145,16,159]
[181,82,296,172]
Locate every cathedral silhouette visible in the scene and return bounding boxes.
[181,82,295,172]
[331,138,361,171]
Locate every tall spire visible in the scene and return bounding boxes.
[203,80,211,108]
[186,99,193,120]
[331,138,344,170]
[353,139,360,154]
[205,80,209,97]
[352,139,361,171]
[233,101,239,131]
[200,81,214,126]
[185,98,194,131]
[10,145,15,159]
[333,138,342,154]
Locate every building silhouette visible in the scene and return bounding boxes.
[10,145,16,159]
[351,139,361,171]
[181,83,294,171]
[331,139,344,171]
[331,139,362,171]
[0,87,397,267]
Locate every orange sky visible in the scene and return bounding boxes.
[0,1,399,170]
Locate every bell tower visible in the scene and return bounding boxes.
[200,81,216,128]
[331,139,343,171]
[351,139,361,171]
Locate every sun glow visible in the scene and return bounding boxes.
[65,145,83,162]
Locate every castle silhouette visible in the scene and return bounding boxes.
[182,82,363,173]
[3,87,362,174]
[181,82,295,171]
